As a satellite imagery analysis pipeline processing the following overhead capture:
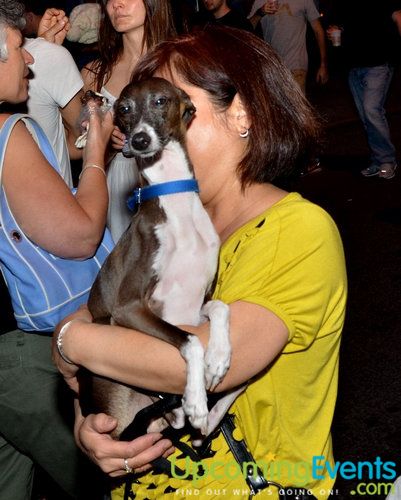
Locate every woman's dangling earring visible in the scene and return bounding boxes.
[239,128,249,138]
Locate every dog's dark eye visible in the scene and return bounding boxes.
[118,105,131,114]
[155,96,167,107]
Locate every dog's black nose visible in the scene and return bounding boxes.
[132,132,151,151]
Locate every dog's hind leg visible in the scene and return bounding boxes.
[112,303,209,433]
[201,300,231,391]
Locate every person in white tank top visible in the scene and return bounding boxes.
[81,0,177,242]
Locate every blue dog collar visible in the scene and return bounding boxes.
[127,179,199,211]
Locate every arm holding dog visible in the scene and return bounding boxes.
[53,301,288,476]
[74,402,174,477]
[54,301,288,394]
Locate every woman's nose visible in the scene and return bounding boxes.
[111,0,125,9]
[23,48,34,65]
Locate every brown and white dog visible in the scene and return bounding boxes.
[82,77,240,440]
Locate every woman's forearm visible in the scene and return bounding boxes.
[58,301,289,395]
[64,320,189,394]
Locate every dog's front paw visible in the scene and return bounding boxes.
[201,300,231,391]
[182,386,208,435]
[180,336,208,434]
[204,344,231,391]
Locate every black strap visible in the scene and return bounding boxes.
[119,393,182,441]
[122,406,317,500]
[122,393,205,500]
[220,413,270,496]
[220,413,318,500]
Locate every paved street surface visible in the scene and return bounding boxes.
[297,65,401,499]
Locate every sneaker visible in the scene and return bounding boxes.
[361,164,380,177]
[379,162,397,179]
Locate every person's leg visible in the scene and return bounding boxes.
[0,330,82,499]
[348,67,379,176]
[348,67,367,126]
[362,64,395,164]
[0,433,33,500]
[349,64,396,177]
[362,64,396,178]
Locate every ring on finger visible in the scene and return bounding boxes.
[124,458,133,474]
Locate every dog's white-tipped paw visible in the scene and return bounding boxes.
[170,408,186,429]
[201,299,231,391]
[204,345,231,391]
[200,300,218,322]
[182,388,208,435]
[180,335,208,434]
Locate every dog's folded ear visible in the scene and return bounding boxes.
[177,88,196,124]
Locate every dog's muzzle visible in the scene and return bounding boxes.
[122,130,166,158]
[132,131,151,151]
[122,131,156,158]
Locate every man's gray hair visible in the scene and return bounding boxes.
[0,0,25,61]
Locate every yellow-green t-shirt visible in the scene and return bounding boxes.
[113,192,347,500]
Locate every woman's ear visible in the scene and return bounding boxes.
[24,12,35,34]
[227,93,251,137]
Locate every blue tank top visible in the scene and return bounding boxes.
[0,114,114,332]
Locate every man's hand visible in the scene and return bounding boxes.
[74,406,175,477]
[38,8,70,45]
[316,64,329,85]
[262,0,279,15]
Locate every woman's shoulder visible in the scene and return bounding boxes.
[0,113,36,130]
[0,114,43,152]
[269,194,344,260]
[239,192,342,254]
[272,192,337,231]
[227,192,336,243]
[81,59,99,90]
[0,113,14,127]
[0,113,31,136]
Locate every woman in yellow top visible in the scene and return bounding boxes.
[53,26,347,499]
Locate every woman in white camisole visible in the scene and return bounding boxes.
[81,0,176,242]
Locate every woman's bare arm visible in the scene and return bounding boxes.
[54,301,289,393]
[81,62,98,92]
[1,108,113,258]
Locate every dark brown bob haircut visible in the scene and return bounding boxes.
[132,26,321,186]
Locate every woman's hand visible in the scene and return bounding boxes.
[75,406,175,477]
[111,126,126,151]
[38,8,70,45]
[52,305,93,392]
[83,103,115,166]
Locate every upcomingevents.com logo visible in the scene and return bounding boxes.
[170,455,397,497]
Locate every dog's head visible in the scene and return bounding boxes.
[114,77,196,160]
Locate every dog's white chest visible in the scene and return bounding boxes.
[152,198,219,326]
[142,142,220,326]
